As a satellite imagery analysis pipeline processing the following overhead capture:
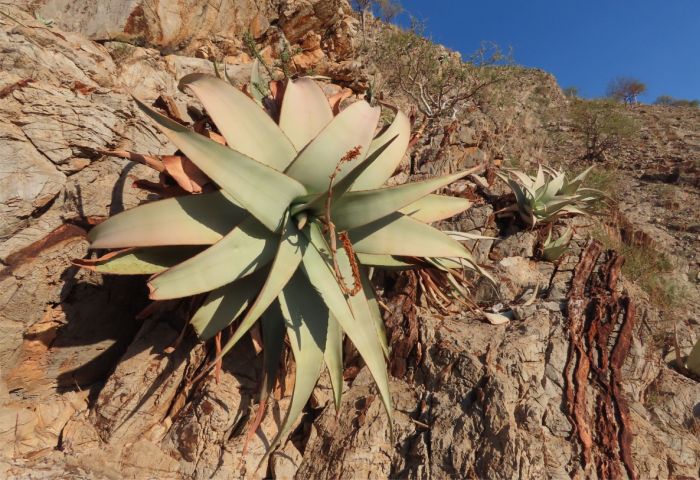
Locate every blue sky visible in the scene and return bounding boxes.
[392,1,700,102]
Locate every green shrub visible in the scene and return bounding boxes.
[369,21,510,119]
[569,99,638,162]
[654,95,699,108]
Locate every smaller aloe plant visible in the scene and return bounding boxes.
[542,226,573,262]
[498,165,601,226]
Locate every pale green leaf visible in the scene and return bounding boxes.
[324,314,344,410]
[533,165,545,190]
[351,108,411,190]
[190,270,267,340]
[303,223,392,418]
[307,227,389,363]
[269,274,327,450]
[333,170,472,231]
[561,166,594,194]
[88,191,243,248]
[74,246,203,275]
[178,74,295,170]
[279,78,333,151]
[543,226,573,262]
[148,217,276,300]
[356,253,417,269]
[217,214,306,358]
[349,213,476,259]
[360,267,389,359]
[284,100,380,193]
[135,97,306,232]
[290,136,398,217]
[401,194,471,223]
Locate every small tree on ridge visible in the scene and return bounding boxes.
[607,77,646,105]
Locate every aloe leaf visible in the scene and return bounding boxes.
[558,205,589,216]
[308,226,389,363]
[284,100,380,193]
[290,136,398,217]
[303,223,392,418]
[351,108,411,191]
[216,213,306,358]
[561,166,594,194]
[190,270,267,340]
[249,59,266,106]
[135,98,306,232]
[269,274,327,451]
[533,165,545,190]
[148,217,277,300]
[88,192,243,248]
[540,197,588,217]
[400,194,471,223]
[333,169,473,231]
[446,231,497,241]
[360,267,389,359]
[543,226,573,262]
[506,178,528,208]
[427,255,478,271]
[509,170,535,192]
[74,246,204,275]
[178,74,296,170]
[542,171,566,200]
[279,78,334,151]
[356,253,417,269]
[324,314,344,410]
[349,213,476,260]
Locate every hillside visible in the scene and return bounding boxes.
[0,1,698,478]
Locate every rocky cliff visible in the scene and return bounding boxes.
[1,2,698,479]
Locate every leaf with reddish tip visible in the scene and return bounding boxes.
[88,191,244,249]
[178,74,296,170]
[351,108,411,191]
[284,100,380,193]
[135,97,306,232]
[279,78,333,151]
[73,246,204,275]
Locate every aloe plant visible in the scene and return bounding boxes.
[80,74,484,452]
[498,165,601,226]
[542,226,573,262]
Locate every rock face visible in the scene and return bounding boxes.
[22,0,358,67]
[1,4,699,479]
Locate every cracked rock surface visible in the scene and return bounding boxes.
[0,4,698,479]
